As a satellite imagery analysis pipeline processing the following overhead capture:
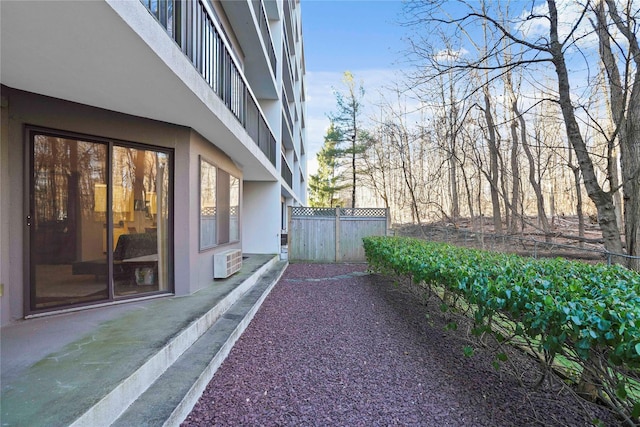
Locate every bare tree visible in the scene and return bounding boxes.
[592,0,640,269]
[401,0,638,268]
[505,75,552,238]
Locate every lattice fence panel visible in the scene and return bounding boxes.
[340,208,387,217]
[291,207,336,217]
[201,207,217,216]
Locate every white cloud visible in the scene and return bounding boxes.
[433,48,469,63]
[516,0,599,50]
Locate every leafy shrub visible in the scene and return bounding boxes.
[364,236,640,424]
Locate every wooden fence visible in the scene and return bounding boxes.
[287,207,389,262]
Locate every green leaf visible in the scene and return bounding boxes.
[636,343,640,356]
[597,319,611,332]
[463,346,474,357]
[496,352,508,362]
[440,303,449,313]
[632,402,640,419]
[615,381,627,400]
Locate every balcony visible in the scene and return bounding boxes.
[282,36,295,101]
[141,0,276,166]
[283,0,295,52]
[281,155,293,189]
[220,0,278,100]
[282,89,294,141]
[256,1,277,77]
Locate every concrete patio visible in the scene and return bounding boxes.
[1,254,287,427]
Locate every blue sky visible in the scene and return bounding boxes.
[301,0,407,71]
[300,0,409,173]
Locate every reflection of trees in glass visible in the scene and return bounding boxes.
[111,147,166,222]
[157,154,169,219]
[33,136,106,224]
[230,175,240,241]
[200,159,217,249]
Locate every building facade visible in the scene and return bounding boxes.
[0,0,307,324]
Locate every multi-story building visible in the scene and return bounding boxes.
[0,0,307,324]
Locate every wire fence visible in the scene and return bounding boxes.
[398,224,639,267]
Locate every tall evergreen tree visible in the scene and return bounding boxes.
[308,123,348,207]
[330,71,368,208]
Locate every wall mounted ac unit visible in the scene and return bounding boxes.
[214,249,242,279]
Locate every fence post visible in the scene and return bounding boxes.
[386,208,390,236]
[335,207,341,262]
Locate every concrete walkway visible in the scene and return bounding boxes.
[1,254,286,427]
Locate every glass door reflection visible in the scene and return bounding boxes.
[112,146,169,297]
[31,134,109,309]
[30,130,172,312]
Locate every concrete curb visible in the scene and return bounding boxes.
[165,262,287,426]
[70,255,279,427]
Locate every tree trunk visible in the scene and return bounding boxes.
[396,129,424,233]
[509,122,521,233]
[621,88,640,270]
[596,0,640,269]
[449,153,460,221]
[483,86,502,233]
[448,77,460,221]
[548,0,624,257]
[351,131,357,209]
[507,81,521,234]
[519,112,551,239]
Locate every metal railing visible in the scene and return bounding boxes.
[281,155,293,188]
[282,35,295,101]
[141,0,276,167]
[256,0,277,76]
[282,89,294,138]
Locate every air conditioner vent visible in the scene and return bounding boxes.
[213,249,243,279]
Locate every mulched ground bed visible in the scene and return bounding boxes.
[182,263,618,426]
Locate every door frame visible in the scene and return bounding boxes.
[24,125,175,316]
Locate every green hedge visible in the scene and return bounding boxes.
[363,236,640,421]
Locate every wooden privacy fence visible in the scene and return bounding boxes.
[288,207,389,262]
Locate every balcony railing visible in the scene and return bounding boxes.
[281,155,293,189]
[282,89,293,137]
[141,0,276,167]
[283,0,294,51]
[256,0,277,76]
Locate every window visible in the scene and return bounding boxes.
[200,159,217,250]
[199,157,240,250]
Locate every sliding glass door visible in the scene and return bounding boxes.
[28,128,172,312]
[30,133,109,309]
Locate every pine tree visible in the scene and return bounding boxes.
[330,71,368,208]
[308,123,348,207]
